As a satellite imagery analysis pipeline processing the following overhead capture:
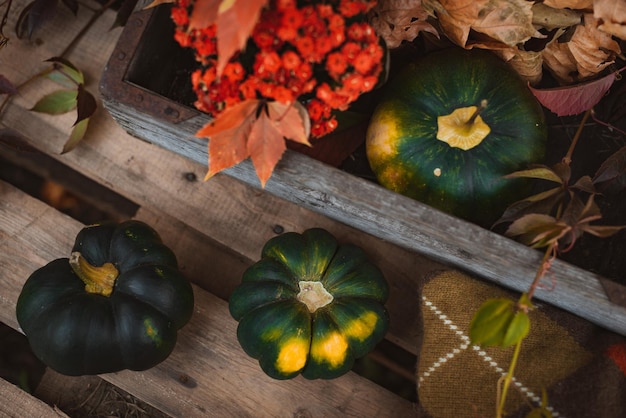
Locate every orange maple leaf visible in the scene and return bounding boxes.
[196,99,310,186]
[216,0,268,74]
[189,0,221,30]
[186,0,268,74]
[196,99,259,180]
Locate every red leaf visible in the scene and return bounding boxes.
[528,70,618,116]
[216,0,268,74]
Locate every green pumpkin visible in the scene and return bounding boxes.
[229,228,389,380]
[16,220,194,376]
[366,48,547,226]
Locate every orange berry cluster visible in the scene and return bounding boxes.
[172,0,383,138]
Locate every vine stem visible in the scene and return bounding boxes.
[563,108,591,165]
[527,242,557,300]
[497,339,523,418]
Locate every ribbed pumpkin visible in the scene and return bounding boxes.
[229,228,389,380]
[366,48,547,226]
[16,220,194,376]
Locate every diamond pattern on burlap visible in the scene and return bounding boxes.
[417,270,593,417]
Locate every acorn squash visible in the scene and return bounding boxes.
[229,228,389,380]
[16,220,194,376]
[366,48,547,226]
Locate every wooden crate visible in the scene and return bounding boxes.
[99,4,626,335]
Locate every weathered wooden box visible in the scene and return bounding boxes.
[99,5,626,336]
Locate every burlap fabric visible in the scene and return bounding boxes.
[415,270,626,417]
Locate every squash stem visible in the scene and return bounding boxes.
[466,99,488,125]
[297,281,334,313]
[69,252,119,297]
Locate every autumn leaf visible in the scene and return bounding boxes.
[542,14,620,84]
[188,0,220,29]
[595,0,626,39]
[248,107,288,186]
[529,69,620,116]
[368,0,439,49]
[197,99,259,180]
[422,0,537,48]
[215,0,268,74]
[188,0,269,75]
[196,99,310,186]
[593,145,626,193]
[542,0,593,10]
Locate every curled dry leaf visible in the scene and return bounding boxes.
[423,0,538,48]
[543,14,621,84]
[494,48,543,85]
[368,0,438,49]
[594,0,626,39]
[531,3,582,31]
[542,0,593,10]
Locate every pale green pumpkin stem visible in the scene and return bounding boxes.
[297,281,334,313]
[69,252,119,297]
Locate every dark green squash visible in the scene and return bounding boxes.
[229,228,389,380]
[16,220,194,376]
[366,48,547,226]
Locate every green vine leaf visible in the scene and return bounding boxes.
[469,298,515,347]
[45,57,84,87]
[61,117,89,154]
[31,89,77,114]
[471,295,533,348]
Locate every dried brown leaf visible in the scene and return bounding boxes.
[369,0,438,48]
[542,0,592,10]
[543,14,621,84]
[594,0,626,39]
[494,48,543,85]
[423,0,538,47]
[531,3,582,31]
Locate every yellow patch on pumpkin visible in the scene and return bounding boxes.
[366,109,399,162]
[275,338,308,374]
[342,312,378,341]
[437,105,490,151]
[310,331,348,368]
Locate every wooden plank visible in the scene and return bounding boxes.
[0,180,417,417]
[0,378,69,418]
